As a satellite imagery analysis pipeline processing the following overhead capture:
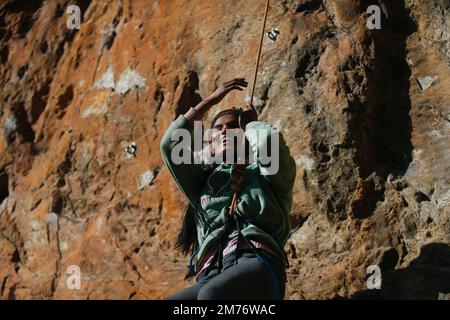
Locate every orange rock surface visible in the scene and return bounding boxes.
[0,0,449,299]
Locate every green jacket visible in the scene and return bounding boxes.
[160,115,296,270]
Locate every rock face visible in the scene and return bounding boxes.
[0,0,448,299]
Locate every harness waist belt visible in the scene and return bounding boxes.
[195,237,283,281]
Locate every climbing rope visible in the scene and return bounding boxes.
[249,0,270,107]
[229,0,270,217]
[228,163,247,216]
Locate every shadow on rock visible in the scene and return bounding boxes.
[350,243,450,299]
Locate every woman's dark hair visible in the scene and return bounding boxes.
[210,107,243,128]
[176,170,214,256]
[176,204,198,256]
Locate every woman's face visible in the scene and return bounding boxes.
[210,113,241,161]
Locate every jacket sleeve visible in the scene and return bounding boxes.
[160,115,208,208]
[244,121,296,193]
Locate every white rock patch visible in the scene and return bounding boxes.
[417,76,437,90]
[116,67,146,95]
[296,155,315,171]
[81,105,108,118]
[95,65,115,89]
[138,170,155,190]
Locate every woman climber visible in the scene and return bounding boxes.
[160,77,296,300]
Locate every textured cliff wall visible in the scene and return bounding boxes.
[0,0,449,299]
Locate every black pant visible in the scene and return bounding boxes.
[166,249,286,300]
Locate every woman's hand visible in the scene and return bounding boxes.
[239,102,258,130]
[208,78,248,105]
[184,78,249,123]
